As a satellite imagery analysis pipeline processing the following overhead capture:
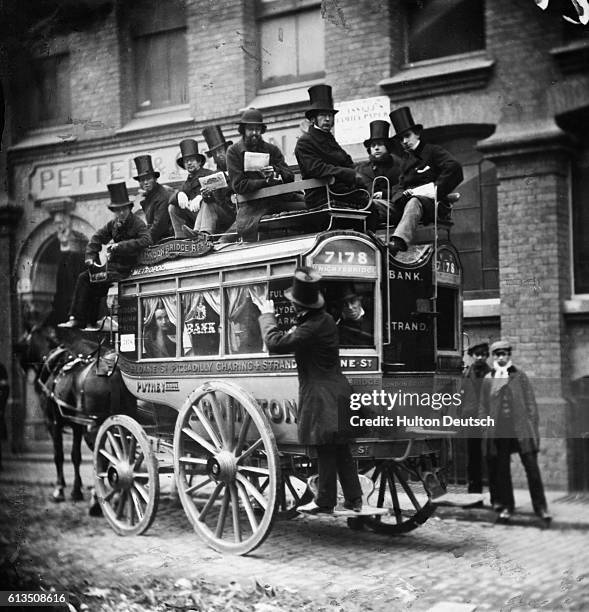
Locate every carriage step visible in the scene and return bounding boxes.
[299,505,390,517]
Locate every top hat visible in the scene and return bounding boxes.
[202,125,233,156]
[389,107,423,137]
[490,340,512,354]
[467,342,489,356]
[237,108,266,127]
[177,139,205,169]
[284,267,325,309]
[133,155,160,181]
[363,120,394,149]
[305,84,339,121]
[107,182,133,210]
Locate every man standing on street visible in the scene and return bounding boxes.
[132,155,173,244]
[479,340,552,524]
[461,342,492,499]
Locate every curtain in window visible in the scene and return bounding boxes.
[181,290,221,355]
[225,284,266,354]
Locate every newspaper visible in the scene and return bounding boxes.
[243,152,270,172]
[410,182,436,199]
[199,172,228,190]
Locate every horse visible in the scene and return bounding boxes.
[14,324,137,510]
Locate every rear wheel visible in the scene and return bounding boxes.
[174,381,279,555]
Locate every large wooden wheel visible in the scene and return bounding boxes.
[362,458,437,535]
[93,415,159,536]
[276,457,314,519]
[173,381,279,555]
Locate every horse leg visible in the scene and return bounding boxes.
[70,425,84,501]
[51,419,66,503]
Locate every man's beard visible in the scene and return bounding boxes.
[244,134,263,150]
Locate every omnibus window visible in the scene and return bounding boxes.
[325,281,375,348]
[141,295,177,359]
[181,290,221,356]
[225,284,265,354]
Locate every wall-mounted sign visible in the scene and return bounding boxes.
[334,96,391,146]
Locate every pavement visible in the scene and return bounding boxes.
[1,436,588,531]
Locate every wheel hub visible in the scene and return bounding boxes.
[207,451,237,483]
[106,461,133,490]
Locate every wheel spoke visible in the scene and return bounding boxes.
[182,426,217,456]
[99,448,118,465]
[179,456,208,465]
[116,426,129,458]
[106,430,123,461]
[115,490,127,518]
[103,488,117,502]
[133,452,145,471]
[235,473,267,510]
[229,482,242,543]
[215,487,231,538]
[393,465,422,510]
[236,437,264,464]
[198,482,224,521]
[237,464,269,477]
[134,481,150,504]
[236,480,259,531]
[185,476,213,495]
[387,469,403,523]
[207,392,229,449]
[226,397,235,450]
[130,487,145,522]
[192,404,222,450]
[128,435,137,463]
[234,413,252,455]
[132,472,151,479]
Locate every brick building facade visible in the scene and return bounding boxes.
[1,0,588,488]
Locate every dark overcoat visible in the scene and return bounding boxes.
[259,309,353,445]
[392,141,463,224]
[355,154,402,198]
[478,366,540,456]
[294,126,359,208]
[168,168,214,228]
[201,171,236,233]
[460,361,492,418]
[139,182,174,243]
[86,213,151,276]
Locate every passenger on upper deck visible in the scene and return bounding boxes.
[132,155,174,244]
[59,183,151,330]
[226,108,306,242]
[168,139,213,239]
[184,126,236,239]
[388,107,464,255]
[294,84,371,212]
[355,120,402,229]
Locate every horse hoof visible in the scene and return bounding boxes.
[88,502,103,517]
[51,490,65,503]
[70,490,84,502]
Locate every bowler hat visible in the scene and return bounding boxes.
[305,84,339,121]
[202,125,233,156]
[389,106,423,138]
[133,155,160,181]
[177,139,205,169]
[107,182,133,210]
[490,340,512,354]
[237,108,266,128]
[363,120,394,149]
[467,342,489,356]
[284,267,325,309]
[337,283,359,303]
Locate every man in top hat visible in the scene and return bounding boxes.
[460,341,492,497]
[478,340,551,524]
[253,267,363,514]
[355,120,402,227]
[132,155,173,244]
[168,139,214,239]
[59,182,151,330]
[183,125,236,238]
[295,84,372,211]
[335,285,374,347]
[388,106,463,255]
[226,108,305,241]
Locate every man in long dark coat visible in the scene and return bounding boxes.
[460,342,492,496]
[388,106,463,255]
[132,155,173,244]
[226,108,305,241]
[479,340,551,523]
[255,267,363,513]
[295,84,371,211]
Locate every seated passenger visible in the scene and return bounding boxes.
[355,120,402,228]
[168,139,213,239]
[226,108,306,242]
[335,286,373,347]
[388,107,464,255]
[59,183,151,330]
[143,306,176,358]
[184,125,236,238]
[294,84,371,212]
[132,155,174,243]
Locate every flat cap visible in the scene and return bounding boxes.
[490,340,512,353]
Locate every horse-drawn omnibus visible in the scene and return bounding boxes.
[91,180,463,554]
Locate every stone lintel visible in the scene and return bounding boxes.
[40,197,76,216]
